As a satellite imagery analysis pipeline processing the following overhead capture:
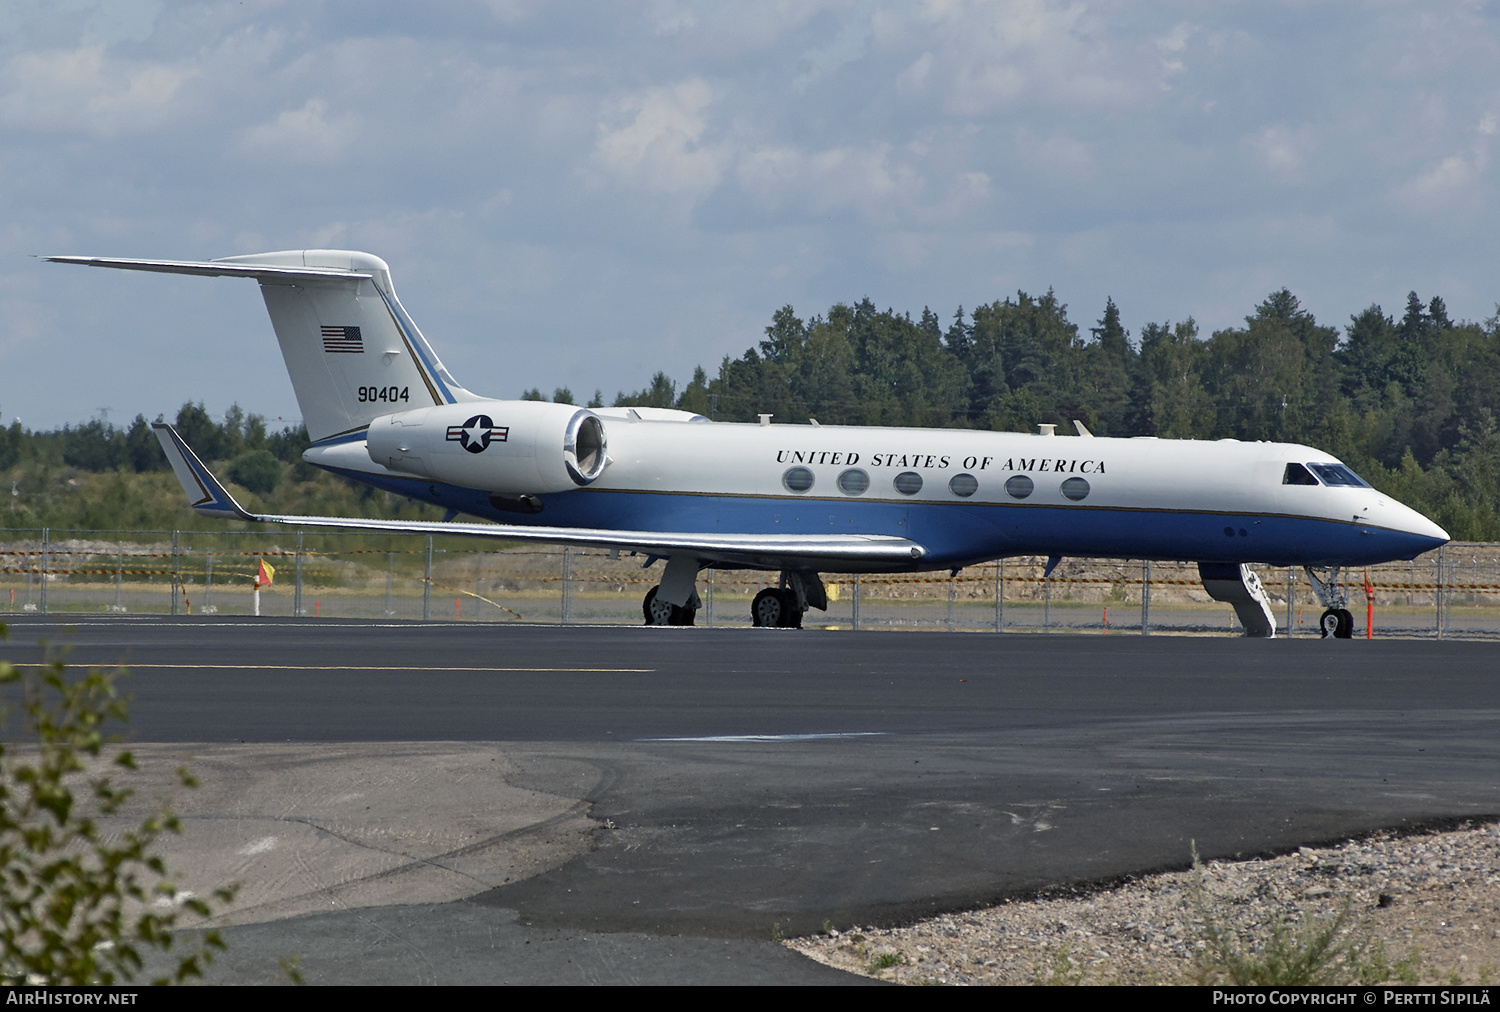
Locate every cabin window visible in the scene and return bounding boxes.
[782,466,814,493]
[948,473,979,498]
[893,471,923,495]
[837,468,870,495]
[1060,477,1090,501]
[1004,474,1034,499]
[1283,463,1319,486]
[1308,463,1370,488]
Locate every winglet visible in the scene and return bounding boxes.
[151,422,254,520]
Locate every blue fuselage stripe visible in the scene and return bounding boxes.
[325,467,1443,568]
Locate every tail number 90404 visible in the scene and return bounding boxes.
[358,386,410,403]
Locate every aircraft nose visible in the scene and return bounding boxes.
[1389,502,1449,551]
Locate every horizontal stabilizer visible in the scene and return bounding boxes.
[59,250,475,441]
[152,423,926,567]
[44,255,370,283]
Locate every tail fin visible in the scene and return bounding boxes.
[48,250,477,442]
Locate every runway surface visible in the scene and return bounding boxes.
[2,617,1497,985]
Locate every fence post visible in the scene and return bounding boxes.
[171,530,180,616]
[946,573,956,630]
[1285,567,1294,637]
[852,574,861,631]
[705,567,715,627]
[1044,563,1052,632]
[994,560,1002,633]
[423,535,433,621]
[1141,560,1151,636]
[385,550,395,617]
[294,531,304,617]
[115,546,124,612]
[40,528,48,615]
[1435,544,1445,639]
[204,549,213,613]
[561,547,571,624]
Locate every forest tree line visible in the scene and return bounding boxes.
[5,286,1500,539]
[603,288,1500,541]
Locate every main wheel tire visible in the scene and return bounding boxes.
[780,590,803,628]
[644,586,698,626]
[1335,608,1354,639]
[643,586,677,626]
[751,588,784,628]
[1319,608,1341,639]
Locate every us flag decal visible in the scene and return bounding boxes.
[321,325,363,353]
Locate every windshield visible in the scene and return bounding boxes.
[1307,462,1370,488]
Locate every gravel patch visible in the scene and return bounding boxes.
[787,820,1500,985]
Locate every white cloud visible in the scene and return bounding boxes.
[1247,124,1317,178]
[794,13,870,89]
[593,78,726,202]
[1154,20,1194,79]
[896,51,934,96]
[736,142,926,221]
[1395,153,1485,211]
[0,44,191,135]
[890,0,1152,115]
[236,98,361,165]
[1392,115,1494,213]
[1016,127,1095,181]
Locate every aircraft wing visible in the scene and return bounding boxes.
[152,423,926,567]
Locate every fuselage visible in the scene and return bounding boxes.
[307,415,1450,571]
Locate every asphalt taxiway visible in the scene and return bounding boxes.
[2,617,1497,984]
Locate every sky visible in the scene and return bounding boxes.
[3,0,1499,431]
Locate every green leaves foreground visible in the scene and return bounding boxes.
[0,623,235,985]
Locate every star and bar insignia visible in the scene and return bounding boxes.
[446,414,509,453]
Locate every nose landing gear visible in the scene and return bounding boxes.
[1305,566,1355,639]
[1318,607,1354,639]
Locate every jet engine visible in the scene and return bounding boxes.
[366,400,608,493]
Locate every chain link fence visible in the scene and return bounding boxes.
[0,528,1491,638]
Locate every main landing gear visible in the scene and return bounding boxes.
[751,588,801,628]
[642,586,696,626]
[1305,566,1354,639]
[641,554,701,626]
[639,561,829,629]
[749,571,827,629]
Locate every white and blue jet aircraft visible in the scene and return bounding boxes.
[49,249,1450,638]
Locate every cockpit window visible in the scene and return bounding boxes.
[1283,462,1319,486]
[1308,463,1370,488]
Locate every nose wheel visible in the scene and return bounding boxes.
[1306,567,1357,640]
[1319,608,1353,639]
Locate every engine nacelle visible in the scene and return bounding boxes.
[366,400,608,493]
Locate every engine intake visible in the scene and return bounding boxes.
[366,400,608,493]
